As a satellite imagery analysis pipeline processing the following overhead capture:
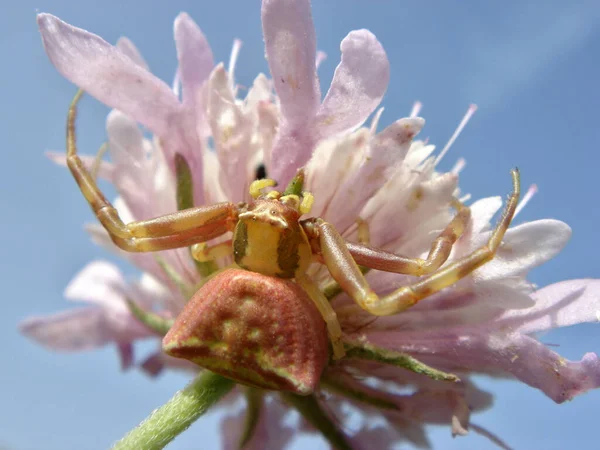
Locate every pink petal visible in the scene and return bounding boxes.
[116,37,149,70]
[207,64,252,202]
[468,196,502,235]
[173,12,214,105]
[475,219,572,280]
[106,110,153,220]
[316,30,390,136]
[117,342,135,370]
[261,0,320,126]
[19,307,151,352]
[366,330,600,403]
[498,279,600,334]
[305,130,367,220]
[324,118,424,233]
[64,261,127,308]
[38,13,181,136]
[262,0,321,183]
[46,151,115,182]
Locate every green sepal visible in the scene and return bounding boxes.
[280,392,354,450]
[112,371,235,450]
[344,341,460,383]
[239,388,264,448]
[282,169,305,196]
[321,376,399,411]
[175,152,194,211]
[174,152,219,277]
[126,299,173,337]
[154,254,196,299]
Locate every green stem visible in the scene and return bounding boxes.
[112,371,235,450]
[321,377,399,411]
[126,299,173,336]
[239,388,263,448]
[281,393,354,450]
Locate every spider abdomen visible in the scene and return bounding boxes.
[162,268,328,395]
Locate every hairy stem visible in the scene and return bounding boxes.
[112,371,235,450]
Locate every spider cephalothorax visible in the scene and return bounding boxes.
[66,90,520,394]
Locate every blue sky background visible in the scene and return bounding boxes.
[2,0,600,449]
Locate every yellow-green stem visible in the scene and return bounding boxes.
[112,371,235,450]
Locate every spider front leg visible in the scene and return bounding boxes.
[309,169,520,316]
[66,90,240,252]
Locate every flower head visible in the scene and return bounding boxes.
[22,0,600,448]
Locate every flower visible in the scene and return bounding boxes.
[21,0,600,448]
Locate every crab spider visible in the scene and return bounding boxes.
[66,91,519,364]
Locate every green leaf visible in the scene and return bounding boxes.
[344,341,460,383]
[280,392,354,450]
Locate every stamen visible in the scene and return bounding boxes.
[91,142,108,182]
[451,157,466,175]
[370,108,384,134]
[409,101,422,118]
[514,184,538,217]
[228,39,243,91]
[435,104,478,165]
[316,50,327,69]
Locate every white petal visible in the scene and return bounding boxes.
[475,219,572,280]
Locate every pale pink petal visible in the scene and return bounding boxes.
[38,14,180,136]
[116,37,149,70]
[46,151,115,182]
[315,50,327,69]
[117,342,135,370]
[106,110,152,219]
[262,0,321,183]
[305,130,367,220]
[174,12,214,105]
[19,307,151,352]
[468,196,502,235]
[470,279,535,309]
[207,64,252,202]
[316,30,390,136]
[64,261,127,308]
[324,117,423,233]
[261,0,320,126]
[366,330,600,403]
[475,219,572,280]
[497,279,600,334]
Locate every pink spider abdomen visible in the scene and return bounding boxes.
[163,268,329,395]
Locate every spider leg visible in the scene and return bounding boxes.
[312,169,520,316]
[296,274,345,360]
[67,90,239,252]
[347,198,471,276]
[191,240,233,262]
